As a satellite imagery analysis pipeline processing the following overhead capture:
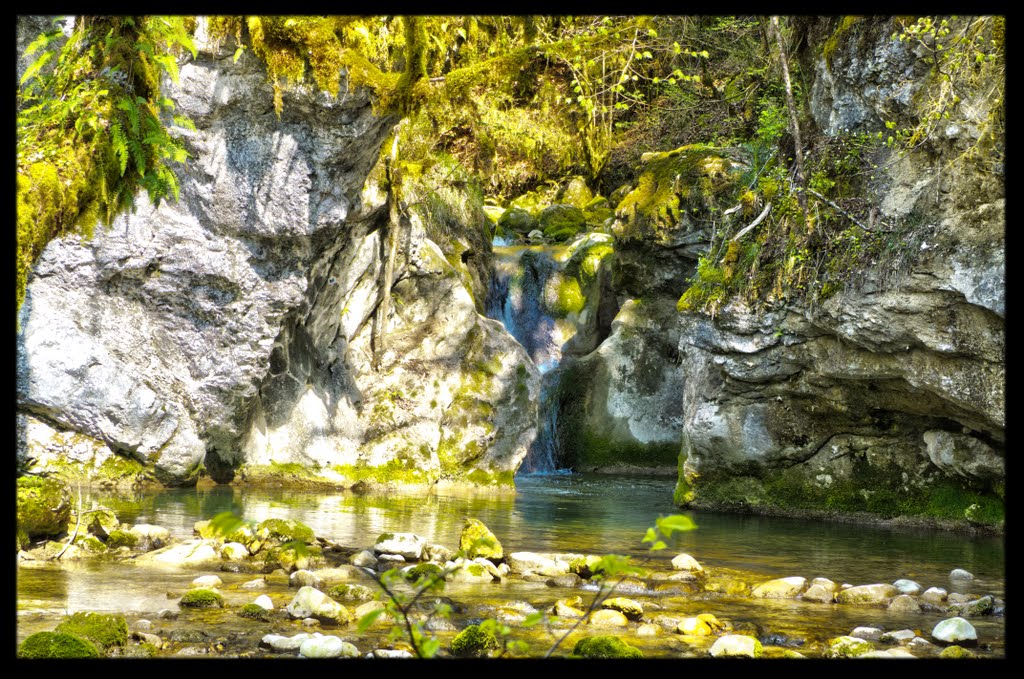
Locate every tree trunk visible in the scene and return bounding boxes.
[769,16,809,217]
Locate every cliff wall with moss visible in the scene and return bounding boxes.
[16,18,540,490]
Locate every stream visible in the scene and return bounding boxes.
[15,473,1005,658]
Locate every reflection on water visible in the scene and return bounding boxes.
[17,473,1005,652]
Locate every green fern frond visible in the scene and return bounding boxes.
[110,123,129,176]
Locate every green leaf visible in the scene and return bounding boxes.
[357,608,383,631]
[20,51,53,85]
[655,514,697,535]
[208,511,245,537]
[233,46,245,63]
[641,527,658,544]
[523,612,544,626]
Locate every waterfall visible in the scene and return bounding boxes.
[486,245,571,474]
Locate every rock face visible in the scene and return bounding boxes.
[16,19,540,489]
[671,16,1004,526]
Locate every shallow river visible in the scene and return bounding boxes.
[16,473,1005,658]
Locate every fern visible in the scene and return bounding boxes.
[110,123,129,176]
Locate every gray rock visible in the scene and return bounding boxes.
[835,583,899,606]
[888,594,921,613]
[850,627,883,641]
[801,583,836,603]
[285,586,350,625]
[920,587,948,605]
[880,629,917,644]
[751,576,807,599]
[261,633,312,652]
[947,595,994,617]
[892,578,922,595]
[931,617,977,645]
[190,575,223,589]
[299,635,358,659]
[15,22,539,489]
[373,533,424,560]
[241,578,267,590]
[350,550,378,568]
[289,569,323,589]
[949,568,975,581]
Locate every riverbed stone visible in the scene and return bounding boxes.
[299,634,358,658]
[285,586,350,626]
[880,629,917,644]
[190,575,223,589]
[350,549,378,569]
[220,542,249,561]
[602,597,643,621]
[459,518,503,560]
[670,553,704,574]
[554,596,586,618]
[445,557,501,583]
[802,583,836,603]
[931,617,977,645]
[835,583,899,606]
[850,626,883,641]
[588,609,629,627]
[709,635,763,658]
[261,633,312,652]
[546,574,584,588]
[947,594,994,617]
[353,601,391,627]
[374,532,424,560]
[326,583,376,602]
[939,644,976,658]
[887,594,921,613]
[506,551,574,576]
[751,576,807,599]
[920,587,948,605]
[861,648,916,658]
[637,623,663,637]
[289,569,323,589]
[253,594,274,611]
[369,648,415,658]
[826,635,875,658]
[677,617,712,636]
[134,539,221,568]
[907,637,934,651]
[949,568,974,581]
[128,524,171,552]
[892,578,923,595]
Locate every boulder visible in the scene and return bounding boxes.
[932,617,977,645]
[709,634,762,658]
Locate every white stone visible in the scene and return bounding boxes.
[932,617,977,644]
[254,594,274,611]
[191,575,223,588]
[670,553,704,573]
[709,635,761,658]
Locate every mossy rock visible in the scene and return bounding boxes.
[538,204,586,239]
[572,635,643,659]
[238,603,272,622]
[498,207,537,234]
[326,583,376,602]
[558,176,593,208]
[459,517,503,560]
[450,624,500,658]
[939,645,976,659]
[18,631,100,659]
[256,518,315,545]
[615,144,736,241]
[17,475,72,539]
[179,588,224,609]
[106,529,139,549]
[54,612,128,651]
[404,562,444,583]
[569,554,606,579]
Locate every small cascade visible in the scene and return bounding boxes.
[486,245,571,474]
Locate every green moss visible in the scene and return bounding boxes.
[257,518,315,544]
[238,603,271,622]
[939,645,975,659]
[404,563,444,582]
[17,475,72,539]
[545,275,585,316]
[327,583,375,601]
[571,635,643,659]
[106,529,139,549]
[18,631,100,659]
[179,588,224,608]
[330,458,434,488]
[450,624,499,657]
[689,466,1005,528]
[54,612,128,651]
[822,16,863,65]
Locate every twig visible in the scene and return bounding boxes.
[806,188,893,233]
[730,202,772,242]
[54,479,82,560]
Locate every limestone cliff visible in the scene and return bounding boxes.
[16,20,540,489]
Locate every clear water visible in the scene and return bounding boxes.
[16,473,1004,657]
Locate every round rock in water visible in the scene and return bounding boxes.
[949,568,974,581]
[892,578,922,595]
[888,594,921,613]
[299,635,359,659]
[253,594,274,611]
[191,575,223,588]
[932,617,978,645]
[850,627,883,641]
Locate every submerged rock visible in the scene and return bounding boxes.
[709,634,763,658]
[751,576,807,599]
